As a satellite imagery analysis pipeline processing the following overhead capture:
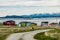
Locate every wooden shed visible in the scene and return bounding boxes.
[49,23,58,26]
[30,23,37,27]
[41,22,48,26]
[18,22,37,27]
[58,22,60,26]
[3,20,15,26]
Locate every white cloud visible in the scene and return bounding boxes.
[0,6,60,17]
[0,0,59,16]
[0,0,59,6]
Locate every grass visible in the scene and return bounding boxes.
[34,29,60,40]
[48,29,60,33]
[0,24,52,40]
[34,32,58,40]
[0,33,12,40]
[0,26,43,40]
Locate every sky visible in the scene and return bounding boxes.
[0,0,60,17]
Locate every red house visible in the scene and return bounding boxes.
[3,20,15,26]
[49,23,58,26]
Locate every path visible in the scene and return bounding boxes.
[6,29,51,40]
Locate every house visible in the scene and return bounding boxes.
[41,22,48,26]
[49,23,58,26]
[18,22,37,27]
[30,23,37,27]
[3,20,15,26]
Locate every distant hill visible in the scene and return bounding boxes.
[1,13,60,18]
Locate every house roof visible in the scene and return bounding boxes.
[6,20,15,22]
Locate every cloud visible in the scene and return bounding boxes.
[0,6,60,17]
[0,0,59,17]
[0,0,59,6]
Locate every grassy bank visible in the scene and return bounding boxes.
[34,28,60,40]
[34,32,58,40]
